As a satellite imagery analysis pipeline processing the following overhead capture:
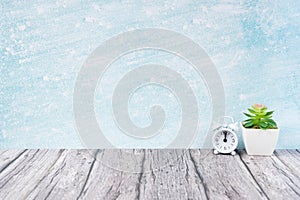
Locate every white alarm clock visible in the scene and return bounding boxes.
[212,116,238,156]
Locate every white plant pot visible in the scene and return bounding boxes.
[241,123,279,156]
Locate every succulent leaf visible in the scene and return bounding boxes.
[248,108,257,114]
[265,111,274,116]
[244,121,254,128]
[243,113,255,118]
[267,119,277,127]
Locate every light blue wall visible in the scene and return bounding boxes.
[1,0,299,148]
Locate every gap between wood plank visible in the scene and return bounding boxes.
[77,150,99,199]
[237,150,270,200]
[25,149,65,199]
[136,149,146,200]
[0,150,27,174]
[188,150,209,200]
[273,150,299,175]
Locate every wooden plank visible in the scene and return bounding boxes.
[77,149,145,200]
[240,150,300,199]
[274,150,300,177]
[0,150,27,173]
[78,149,207,200]
[139,149,208,200]
[0,150,64,199]
[0,150,299,200]
[189,150,268,200]
[26,150,97,199]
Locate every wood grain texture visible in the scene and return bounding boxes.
[0,150,27,173]
[190,150,268,200]
[274,150,300,177]
[0,150,299,200]
[77,150,144,200]
[139,149,208,200]
[239,150,300,199]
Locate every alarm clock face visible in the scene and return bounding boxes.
[213,128,238,154]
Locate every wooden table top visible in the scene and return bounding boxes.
[0,149,299,200]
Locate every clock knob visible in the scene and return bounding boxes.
[229,122,238,131]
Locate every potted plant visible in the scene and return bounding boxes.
[241,104,279,156]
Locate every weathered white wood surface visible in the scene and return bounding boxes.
[0,150,299,200]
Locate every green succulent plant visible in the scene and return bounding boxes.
[243,104,278,130]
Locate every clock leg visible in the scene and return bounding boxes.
[213,149,219,155]
[231,151,236,156]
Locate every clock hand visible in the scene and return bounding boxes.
[223,131,227,142]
